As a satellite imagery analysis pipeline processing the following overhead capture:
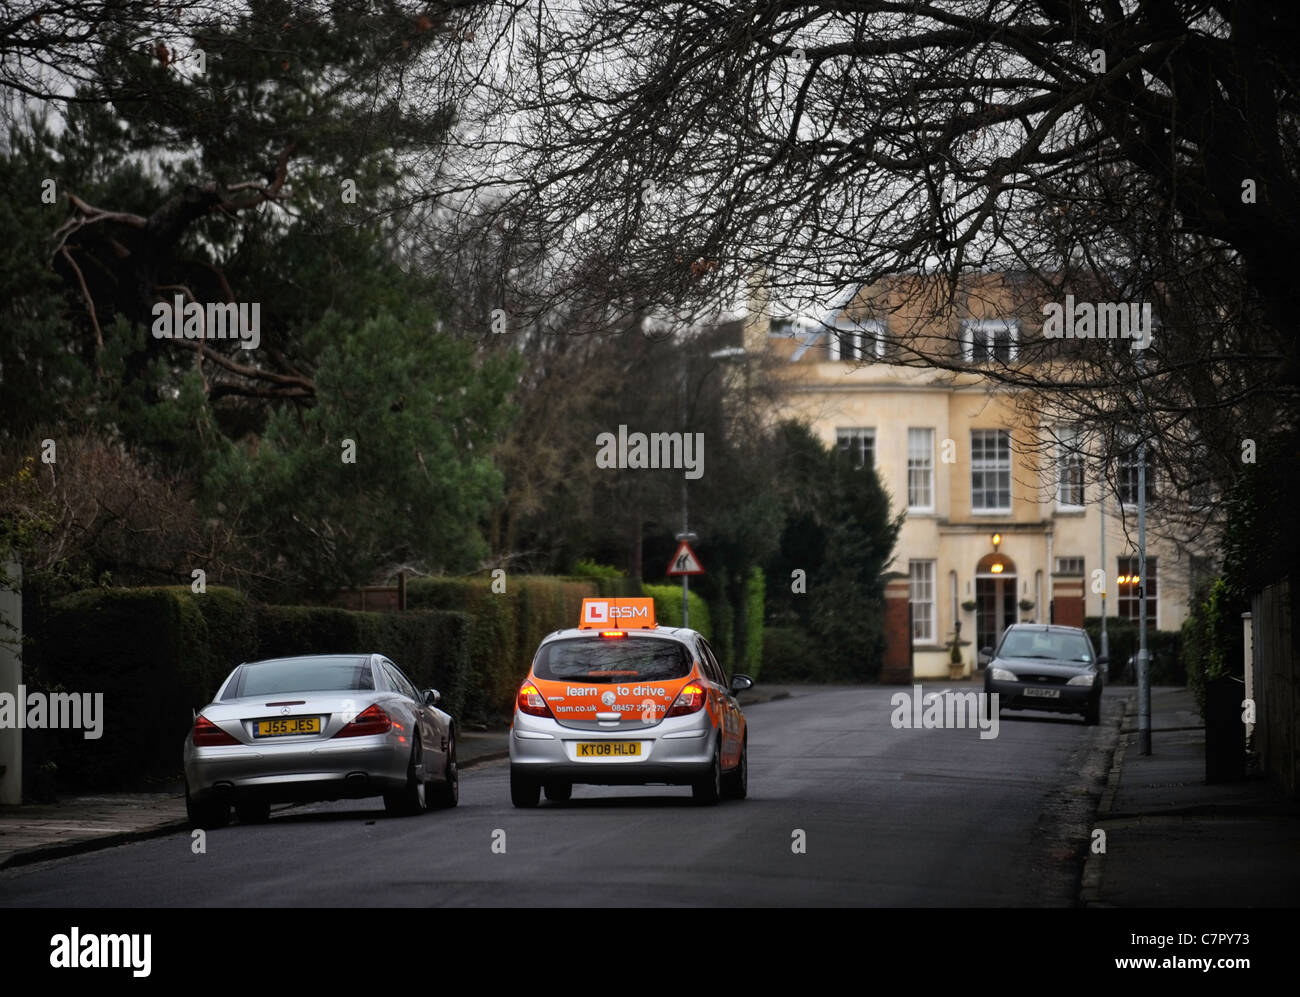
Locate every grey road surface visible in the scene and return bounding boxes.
[0,685,1118,907]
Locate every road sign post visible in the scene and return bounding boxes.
[667,534,703,628]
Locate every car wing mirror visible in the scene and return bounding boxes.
[730,675,754,694]
[422,688,441,707]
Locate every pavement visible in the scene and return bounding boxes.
[3,682,1296,907]
[1082,685,1300,907]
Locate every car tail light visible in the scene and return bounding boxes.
[599,630,626,639]
[517,682,555,718]
[192,715,239,746]
[664,682,707,717]
[334,704,392,737]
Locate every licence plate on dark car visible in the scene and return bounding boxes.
[1023,687,1060,699]
[254,717,321,737]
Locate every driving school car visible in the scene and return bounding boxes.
[509,597,753,806]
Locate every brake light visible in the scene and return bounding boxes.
[664,682,707,717]
[192,715,239,746]
[599,630,626,639]
[517,682,555,718]
[334,704,392,737]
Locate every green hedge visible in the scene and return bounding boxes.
[745,567,765,679]
[406,575,598,721]
[28,586,256,789]
[26,586,471,790]
[1082,616,1184,686]
[255,605,472,718]
[644,583,711,639]
[759,624,818,682]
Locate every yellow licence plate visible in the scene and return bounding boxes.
[254,717,321,738]
[576,741,641,757]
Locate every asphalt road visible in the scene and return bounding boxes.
[0,685,1121,907]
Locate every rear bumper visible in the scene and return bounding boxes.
[510,710,716,785]
[183,733,410,804]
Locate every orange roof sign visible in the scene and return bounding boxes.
[578,598,657,630]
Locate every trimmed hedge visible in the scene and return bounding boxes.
[745,567,765,679]
[644,583,711,639]
[26,586,471,790]
[28,586,256,789]
[254,605,472,719]
[759,624,819,682]
[406,575,599,721]
[1082,617,1184,685]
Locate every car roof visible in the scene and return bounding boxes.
[539,626,700,646]
[1003,624,1087,634]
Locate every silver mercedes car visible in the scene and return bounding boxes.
[183,653,458,828]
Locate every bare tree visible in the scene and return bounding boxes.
[412,0,1298,538]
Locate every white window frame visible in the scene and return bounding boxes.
[1055,426,1086,509]
[907,427,935,512]
[1117,434,1157,507]
[970,429,1012,514]
[827,319,886,362]
[836,427,876,469]
[1055,556,1085,576]
[961,318,1019,363]
[910,560,936,643]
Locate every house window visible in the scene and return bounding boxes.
[961,319,1018,363]
[908,428,934,511]
[1056,426,1085,507]
[971,429,1012,512]
[828,319,885,362]
[1055,556,1085,576]
[1117,556,1158,623]
[836,428,875,469]
[910,561,935,643]
[1117,437,1157,505]
[949,570,959,626]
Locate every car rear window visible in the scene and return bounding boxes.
[534,636,691,682]
[998,630,1093,662]
[223,656,375,698]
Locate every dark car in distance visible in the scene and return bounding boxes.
[982,624,1105,725]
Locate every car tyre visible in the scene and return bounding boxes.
[722,737,747,800]
[511,768,540,808]
[235,798,271,824]
[186,783,229,830]
[692,740,722,806]
[385,736,429,816]
[544,781,572,803]
[429,729,458,809]
[1084,698,1101,726]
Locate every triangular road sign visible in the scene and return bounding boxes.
[666,541,704,576]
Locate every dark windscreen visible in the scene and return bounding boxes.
[998,630,1093,662]
[224,656,374,698]
[534,636,691,682]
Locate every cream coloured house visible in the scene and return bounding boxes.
[741,274,1210,680]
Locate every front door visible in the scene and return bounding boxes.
[976,574,1018,653]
